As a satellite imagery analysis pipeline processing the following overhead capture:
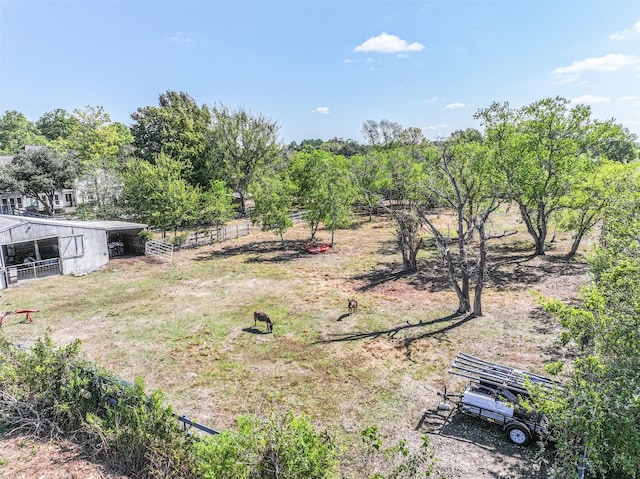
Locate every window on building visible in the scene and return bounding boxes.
[65,193,73,203]
[9,198,15,207]
[16,198,22,208]
[54,194,60,206]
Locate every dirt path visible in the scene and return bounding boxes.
[0,435,128,479]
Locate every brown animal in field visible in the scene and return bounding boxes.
[348,299,358,316]
[254,311,273,333]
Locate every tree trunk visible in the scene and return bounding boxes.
[456,204,471,313]
[519,203,546,255]
[239,193,246,217]
[567,229,587,257]
[43,193,55,216]
[472,222,488,317]
[393,209,422,273]
[445,249,470,314]
[310,221,319,240]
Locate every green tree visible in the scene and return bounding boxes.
[476,97,614,255]
[36,108,80,143]
[207,104,281,216]
[356,426,445,479]
[374,146,429,273]
[349,152,391,221]
[362,119,404,148]
[419,129,504,316]
[130,90,211,181]
[290,150,356,243]
[535,185,640,478]
[589,123,638,163]
[70,106,133,166]
[123,154,200,238]
[249,167,295,243]
[1,146,78,215]
[556,161,638,256]
[68,106,134,218]
[0,111,46,154]
[200,179,235,227]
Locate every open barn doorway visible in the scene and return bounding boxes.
[2,237,61,284]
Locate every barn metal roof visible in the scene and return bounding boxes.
[0,214,147,233]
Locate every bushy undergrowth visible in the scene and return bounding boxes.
[0,334,444,478]
[193,411,340,479]
[0,334,191,478]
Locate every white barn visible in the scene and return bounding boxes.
[0,215,147,288]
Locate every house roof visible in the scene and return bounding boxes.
[0,214,147,234]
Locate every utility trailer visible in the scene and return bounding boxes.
[439,352,562,445]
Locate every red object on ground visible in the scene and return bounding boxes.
[304,241,330,254]
[0,309,39,327]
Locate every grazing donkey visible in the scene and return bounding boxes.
[254,311,273,333]
[348,299,358,316]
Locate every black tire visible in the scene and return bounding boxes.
[505,422,531,445]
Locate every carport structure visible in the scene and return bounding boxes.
[0,215,147,288]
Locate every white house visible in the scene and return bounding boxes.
[0,151,77,215]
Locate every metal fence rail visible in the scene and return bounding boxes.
[149,211,310,253]
[145,239,174,263]
[5,258,61,285]
[80,367,220,437]
[290,211,307,224]
[178,221,251,249]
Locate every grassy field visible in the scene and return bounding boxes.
[0,208,591,477]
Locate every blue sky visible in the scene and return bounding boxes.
[1,0,639,144]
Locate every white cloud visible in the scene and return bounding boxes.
[312,107,330,115]
[570,94,610,105]
[424,96,439,104]
[610,20,640,41]
[444,102,468,110]
[553,53,640,81]
[354,33,425,54]
[422,124,453,131]
[169,32,194,44]
[618,96,640,107]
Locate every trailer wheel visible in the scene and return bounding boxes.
[505,423,531,445]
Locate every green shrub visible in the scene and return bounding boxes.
[0,335,195,478]
[138,229,155,242]
[355,426,445,479]
[87,379,194,478]
[0,335,97,435]
[193,411,340,479]
[0,336,445,479]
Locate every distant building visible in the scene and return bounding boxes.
[0,214,147,288]
[0,148,77,215]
